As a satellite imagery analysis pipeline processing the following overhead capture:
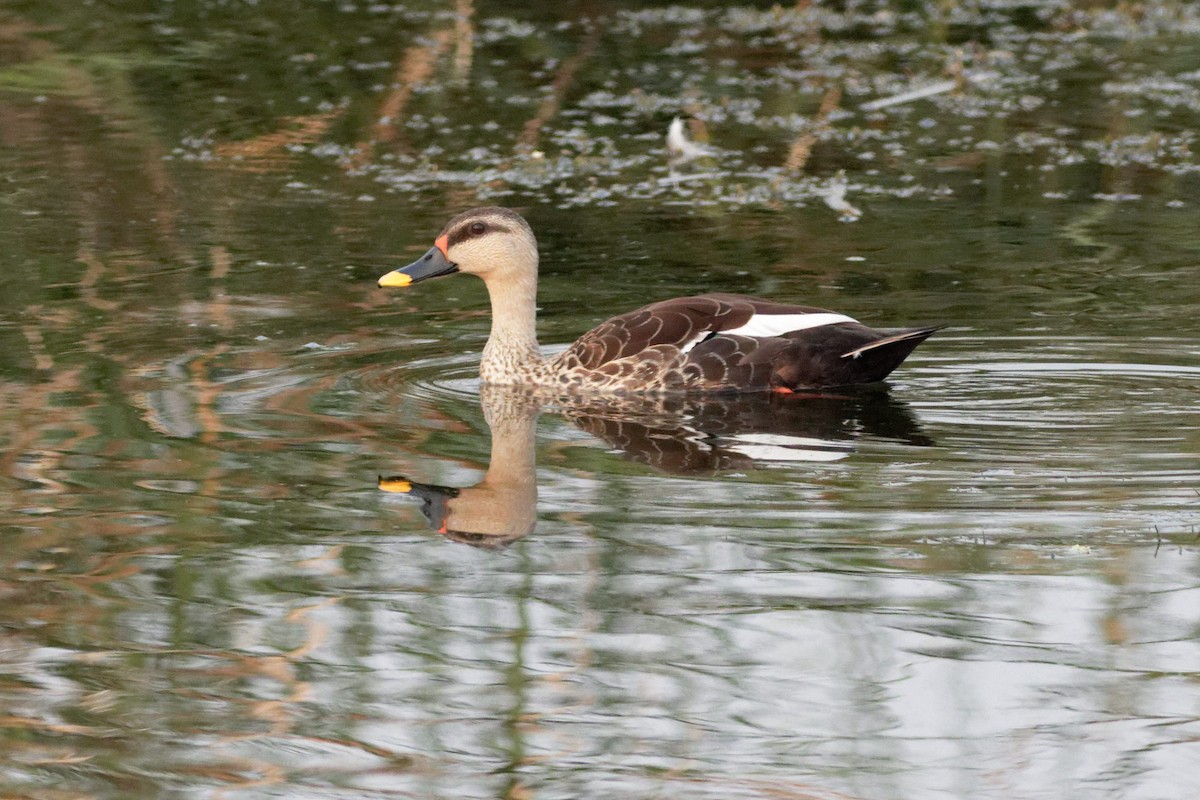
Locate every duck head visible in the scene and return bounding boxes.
[378,473,536,550]
[378,206,538,288]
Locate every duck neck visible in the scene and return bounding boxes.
[481,387,541,489]
[480,270,545,384]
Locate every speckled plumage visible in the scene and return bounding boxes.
[378,208,937,393]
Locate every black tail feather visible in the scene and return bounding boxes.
[771,325,940,389]
[840,326,940,382]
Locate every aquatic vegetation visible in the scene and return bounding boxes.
[3,0,1183,211]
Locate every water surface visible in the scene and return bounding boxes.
[2,2,1200,798]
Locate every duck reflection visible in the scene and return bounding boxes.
[380,387,540,549]
[381,384,931,548]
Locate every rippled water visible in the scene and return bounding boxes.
[6,322,1200,799]
[4,1,1200,798]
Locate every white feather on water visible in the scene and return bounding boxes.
[666,117,714,163]
[823,170,862,222]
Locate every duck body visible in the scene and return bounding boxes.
[378,207,936,394]
[546,292,936,394]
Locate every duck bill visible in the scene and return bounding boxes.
[378,475,459,534]
[378,243,458,287]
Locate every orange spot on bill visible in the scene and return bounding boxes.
[434,234,449,257]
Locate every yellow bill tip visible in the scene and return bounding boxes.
[378,477,412,494]
[377,270,412,288]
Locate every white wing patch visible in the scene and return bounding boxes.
[679,329,713,354]
[722,312,857,339]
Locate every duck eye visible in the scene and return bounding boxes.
[469,222,486,235]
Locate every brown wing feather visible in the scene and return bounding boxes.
[700,292,838,318]
[685,334,793,391]
[556,292,933,391]
[560,294,762,370]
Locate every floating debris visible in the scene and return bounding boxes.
[823,170,862,222]
[860,79,958,112]
[656,172,724,186]
[784,85,842,173]
[666,116,714,164]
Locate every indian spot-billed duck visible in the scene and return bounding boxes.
[377,207,937,394]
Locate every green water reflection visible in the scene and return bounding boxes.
[2,1,1200,798]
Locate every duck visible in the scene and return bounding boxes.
[377,207,937,394]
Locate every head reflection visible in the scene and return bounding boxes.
[380,387,540,549]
